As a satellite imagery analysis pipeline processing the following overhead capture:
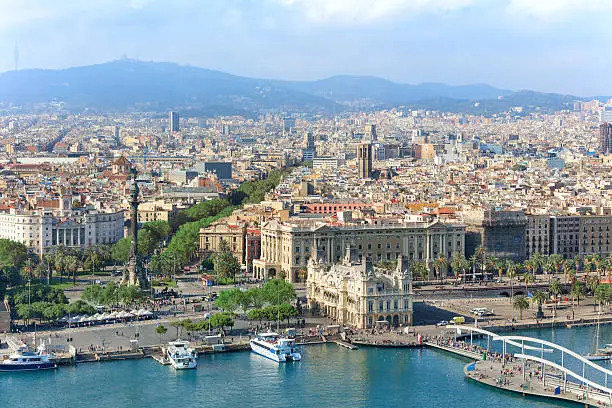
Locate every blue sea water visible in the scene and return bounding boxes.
[0,325,609,408]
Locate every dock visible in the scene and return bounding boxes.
[464,360,609,407]
[335,340,358,350]
[152,354,170,365]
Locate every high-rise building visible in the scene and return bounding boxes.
[600,122,612,154]
[221,124,231,135]
[357,143,372,178]
[365,124,377,142]
[302,131,316,161]
[169,111,180,133]
[282,117,296,135]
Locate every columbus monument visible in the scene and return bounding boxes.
[124,168,148,287]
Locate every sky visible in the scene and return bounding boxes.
[0,0,611,95]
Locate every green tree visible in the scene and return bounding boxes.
[247,308,265,325]
[215,288,241,313]
[212,239,241,282]
[209,313,234,331]
[523,271,534,294]
[411,261,429,281]
[506,260,519,300]
[570,281,585,306]
[531,290,547,318]
[156,324,168,344]
[112,238,131,264]
[263,279,296,306]
[433,255,448,282]
[249,287,266,309]
[0,238,29,269]
[513,295,530,320]
[594,284,611,312]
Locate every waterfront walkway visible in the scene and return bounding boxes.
[465,359,611,407]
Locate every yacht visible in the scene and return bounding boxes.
[166,340,198,369]
[0,343,57,371]
[586,344,612,362]
[584,316,612,361]
[250,332,301,363]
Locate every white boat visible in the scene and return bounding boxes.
[586,344,612,361]
[166,340,198,369]
[584,315,612,361]
[250,332,301,363]
[0,342,57,372]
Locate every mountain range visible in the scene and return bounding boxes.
[0,60,591,115]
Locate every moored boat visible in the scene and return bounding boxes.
[166,340,198,369]
[250,332,301,363]
[0,342,58,372]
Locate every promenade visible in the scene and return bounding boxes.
[465,359,611,407]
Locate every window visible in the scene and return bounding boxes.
[386,301,391,311]
[394,300,398,310]
[295,246,300,253]
[368,302,373,312]
[379,301,384,312]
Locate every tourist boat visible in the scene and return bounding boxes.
[0,342,58,371]
[250,332,301,363]
[166,340,198,369]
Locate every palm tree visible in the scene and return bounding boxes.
[570,281,585,306]
[471,246,486,281]
[433,255,448,282]
[494,258,506,281]
[53,251,66,283]
[523,271,535,294]
[530,253,545,275]
[506,260,519,300]
[156,324,167,345]
[548,254,564,276]
[450,252,467,283]
[585,273,600,294]
[531,290,547,319]
[410,262,429,282]
[563,258,576,285]
[65,255,80,285]
[513,295,530,320]
[549,278,562,318]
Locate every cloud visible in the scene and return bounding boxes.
[506,0,612,20]
[273,0,480,24]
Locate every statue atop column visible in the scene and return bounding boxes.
[124,168,148,288]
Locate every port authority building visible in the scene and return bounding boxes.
[252,215,466,283]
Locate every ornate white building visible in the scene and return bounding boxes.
[307,247,414,329]
[0,201,124,257]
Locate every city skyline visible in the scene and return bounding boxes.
[1,0,612,96]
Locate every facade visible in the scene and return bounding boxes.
[525,214,550,258]
[199,222,247,264]
[579,216,612,258]
[600,122,612,154]
[357,143,373,179]
[307,248,413,329]
[169,111,180,133]
[547,215,580,259]
[138,200,179,225]
[312,157,342,169]
[253,217,465,283]
[0,206,124,257]
[463,208,527,261]
[302,202,371,215]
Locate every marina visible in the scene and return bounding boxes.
[0,325,608,407]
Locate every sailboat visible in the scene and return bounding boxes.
[584,313,612,361]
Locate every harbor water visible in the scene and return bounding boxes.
[1,325,609,408]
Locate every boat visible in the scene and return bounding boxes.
[584,315,612,361]
[166,340,198,369]
[250,332,301,363]
[0,342,58,371]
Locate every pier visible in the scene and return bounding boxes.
[335,340,358,350]
[430,325,612,407]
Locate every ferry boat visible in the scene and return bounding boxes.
[0,343,57,371]
[250,332,301,363]
[166,340,198,369]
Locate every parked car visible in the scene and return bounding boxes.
[436,320,449,327]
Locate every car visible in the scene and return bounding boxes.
[471,307,488,315]
[436,320,449,327]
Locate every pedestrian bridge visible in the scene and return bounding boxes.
[450,325,612,405]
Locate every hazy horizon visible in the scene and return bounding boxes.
[2,0,611,96]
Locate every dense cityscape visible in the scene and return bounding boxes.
[1,1,612,407]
